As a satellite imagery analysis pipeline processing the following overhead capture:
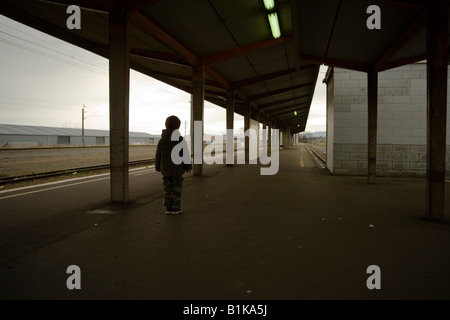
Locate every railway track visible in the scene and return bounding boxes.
[0,159,154,185]
[305,143,326,164]
[1,145,323,185]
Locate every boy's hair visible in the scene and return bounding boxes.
[165,115,181,130]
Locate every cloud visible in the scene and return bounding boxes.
[0,15,327,135]
[304,65,328,132]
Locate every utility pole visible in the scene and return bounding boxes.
[82,105,86,147]
[81,105,97,147]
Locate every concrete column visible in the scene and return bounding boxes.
[286,129,290,148]
[262,117,267,154]
[226,92,234,165]
[426,1,448,221]
[268,122,272,154]
[367,71,378,184]
[191,67,205,176]
[109,11,130,203]
[279,130,283,148]
[288,130,291,147]
[255,112,261,157]
[286,129,291,148]
[244,103,251,162]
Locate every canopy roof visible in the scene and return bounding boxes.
[0,0,445,134]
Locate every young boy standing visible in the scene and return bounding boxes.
[155,116,192,215]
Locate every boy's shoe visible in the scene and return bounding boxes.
[165,208,173,215]
[172,209,182,215]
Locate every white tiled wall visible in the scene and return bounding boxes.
[329,63,450,177]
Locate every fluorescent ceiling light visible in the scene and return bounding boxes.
[268,12,281,39]
[263,0,275,10]
[294,111,298,116]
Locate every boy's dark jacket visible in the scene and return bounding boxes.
[155,129,192,177]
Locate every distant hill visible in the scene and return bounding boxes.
[299,131,326,138]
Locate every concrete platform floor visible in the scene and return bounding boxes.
[0,144,449,300]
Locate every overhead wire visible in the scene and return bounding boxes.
[0,28,108,77]
[0,21,108,121]
[0,15,107,72]
[0,15,191,130]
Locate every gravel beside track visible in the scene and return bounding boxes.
[0,146,156,177]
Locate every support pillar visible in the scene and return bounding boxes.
[255,112,261,157]
[287,129,291,148]
[367,71,378,184]
[109,11,130,203]
[244,103,251,162]
[226,92,235,165]
[262,117,267,154]
[426,1,448,221]
[279,130,283,148]
[191,67,205,176]
[283,129,290,148]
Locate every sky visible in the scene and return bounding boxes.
[0,14,327,136]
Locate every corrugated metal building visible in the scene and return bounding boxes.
[0,124,160,147]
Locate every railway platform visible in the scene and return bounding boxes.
[0,144,449,300]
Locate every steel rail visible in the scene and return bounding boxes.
[0,159,155,184]
[305,143,326,164]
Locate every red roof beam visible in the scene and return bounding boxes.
[201,35,293,67]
